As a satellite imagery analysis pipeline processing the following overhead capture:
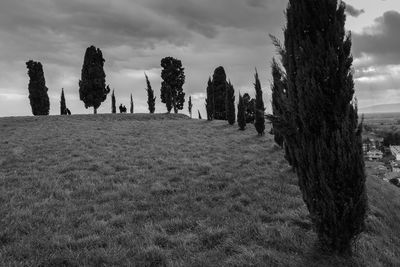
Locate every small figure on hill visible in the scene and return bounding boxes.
[66,108,71,115]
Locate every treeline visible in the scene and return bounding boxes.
[26,47,267,134]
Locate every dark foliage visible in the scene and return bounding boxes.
[270,0,367,254]
[145,74,156,114]
[226,81,235,125]
[198,110,202,120]
[111,90,116,114]
[160,57,185,113]
[130,94,134,114]
[212,67,228,120]
[237,93,246,130]
[243,93,255,124]
[26,60,50,116]
[60,88,67,115]
[254,71,265,135]
[79,46,110,114]
[389,178,400,187]
[268,59,286,147]
[119,104,127,113]
[206,78,214,120]
[383,132,400,147]
[188,96,193,118]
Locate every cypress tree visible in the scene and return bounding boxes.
[26,60,50,116]
[212,67,228,120]
[145,74,156,114]
[226,81,235,125]
[269,58,286,147]
[198,110,202,120]
[130,94,134,114]
[254,70,265,135]
[79,45,110,114]
[237,93,246,130]
[243,93,255,124]
[205,78,214,120]
[60,88,67,115]
[111,90,116,114]
[160,57,185,113]
[188,96,193,118]
[272,0,367,254]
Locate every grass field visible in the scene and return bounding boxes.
[0,114,399,266]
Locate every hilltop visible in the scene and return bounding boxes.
[0,114,399,266]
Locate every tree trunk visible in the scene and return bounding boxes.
[94,107,97,114]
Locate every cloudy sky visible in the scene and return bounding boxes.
[0,0,399,117]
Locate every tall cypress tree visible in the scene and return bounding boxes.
[212,67,228,120]
[79,45,110,114]
[254,70,265,135]
[237,93,246,130]
[130,94,134,114]
[205,78,214,120]
[272,0,367,254]
[26,60,50,116]
[188,96,193,118]
[226,81,235,125]
[145,74,156,114]
[60,88,67,115]
[111,90,116,114]
[160,57,185,113]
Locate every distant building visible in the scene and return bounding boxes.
[363,137,384,154]
[366,149,383,161]
[390,146,400,161]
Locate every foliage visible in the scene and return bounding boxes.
[130,94,134,114]
[160,57,185,113]
[237,93,246,130]
[383,131,400,146]
[79,45,110,114]
[26,60,50,116]
[212,67,228,120]
[271,0,367,254]
[254,70,265,135]
[243,93,255,124]
[206,78,214,120]
[111,90,116,114]
[226,81,235,125]
[188,96,193,118]
[60,88,67,115]
[145,74,156,114]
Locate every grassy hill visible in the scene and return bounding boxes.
[0,114,399,266]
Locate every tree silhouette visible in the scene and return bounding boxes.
[237,93,246,130]
[145,73,156,114]
[226,81,235,125]
[254,70,265,135]
[270,0,367,254]
[212,67,228,120]
[111,90,116,114]
[205,78,214,120]
[79,45,110,114]
[26,60,50,116]
[198,110,202,120]
[160,57,185,113]
[188,96,193,118]
[130,94,134,114]
[60,88,67,115]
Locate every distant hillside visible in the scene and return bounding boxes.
[0,113,399,266]
[359,103,400,114]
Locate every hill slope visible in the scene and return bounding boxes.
[0,114,399,266]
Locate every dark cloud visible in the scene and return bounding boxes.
[353,11,400,66]
[345,4,365,17]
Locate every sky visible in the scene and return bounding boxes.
[0,0,399,117]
